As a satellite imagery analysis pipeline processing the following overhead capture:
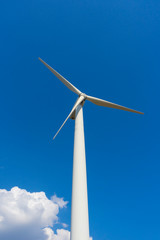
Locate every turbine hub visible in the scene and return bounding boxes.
[80,93,87,99]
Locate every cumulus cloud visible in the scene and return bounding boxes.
[0,187,69,240]
[44,228,70,240]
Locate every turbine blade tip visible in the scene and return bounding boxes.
[138,111,144,115]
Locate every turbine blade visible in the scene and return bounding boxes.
[39,58,81,95]
[53,96,85,140]
[87,95,144,114]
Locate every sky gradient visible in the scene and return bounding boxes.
[0,0,160,239]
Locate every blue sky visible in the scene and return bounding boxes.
[0,0,160,239]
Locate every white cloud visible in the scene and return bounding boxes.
[44,228,70,240]
[51,195,68,209]
[61,223,68,228]
[0,187,93,240]
[0,187,69,240]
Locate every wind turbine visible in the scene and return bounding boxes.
[39,58,143,240]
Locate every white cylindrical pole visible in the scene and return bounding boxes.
[70,104,90,240]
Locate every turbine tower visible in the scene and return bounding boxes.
[39,58,143,240]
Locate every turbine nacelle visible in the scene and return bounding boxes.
[39,58,144,139]
[70,95,86,120]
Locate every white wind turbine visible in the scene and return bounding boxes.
[39,58,143,240]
